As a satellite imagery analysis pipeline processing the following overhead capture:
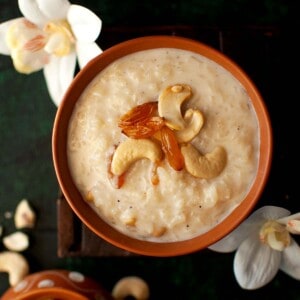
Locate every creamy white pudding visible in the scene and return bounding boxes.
[67,48,260,242]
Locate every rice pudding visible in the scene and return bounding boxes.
[67,48,260,242]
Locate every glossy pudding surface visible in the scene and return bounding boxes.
[67,48,260,242]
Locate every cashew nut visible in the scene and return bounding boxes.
[181,144,227,179]
[158,84,192,130]
[175,109,204,143]
[112,276,150,300]
[14,199,36,229]
[111,138,162,176]
[0,251,29,286]
[2,231,29,252]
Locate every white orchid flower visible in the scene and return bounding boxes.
[0,0,102,106]
[209,206,300,290]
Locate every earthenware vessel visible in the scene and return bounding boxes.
[1,269,113,300]
[52,35,273,256]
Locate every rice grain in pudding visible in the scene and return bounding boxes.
[67,48,260,242]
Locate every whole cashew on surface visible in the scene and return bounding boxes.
[111,138,162,176]
[112,276,150,300]
[0,251,29,286]
[181,144,227,179]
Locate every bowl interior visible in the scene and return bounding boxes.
[52,35,272,256]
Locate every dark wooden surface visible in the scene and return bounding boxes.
[57,194,137,257]
[1,0,300,299]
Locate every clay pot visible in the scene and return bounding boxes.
[2,269,113,300]
[52,35,273,256]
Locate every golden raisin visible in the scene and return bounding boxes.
[118,101,158,126]
[161,126,184,171]
[120,116,165,138]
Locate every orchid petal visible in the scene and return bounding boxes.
[280,238,300,280]
[278,213,300,234]
[44,33,65,54]
[286,220,300,234]
[67,5,102,43]
[36,0,70,21]
[209,206,287,253]
[76,41,102,69]
[234,232,281,289]
[256,205,291,220]
[6,18,46,50]
[18,0,48,27]
[10,47,49,74]
[0,19,22,55]
[267,231,287,251]
[3,18,48,74]
[43,52,76,106]
[278,212,300,224]
[209,221,259,253]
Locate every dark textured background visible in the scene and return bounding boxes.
[0,0,299,299]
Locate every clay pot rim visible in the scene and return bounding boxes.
[52,35,273,257]
[1,269,110,300]
[14,287,88,300]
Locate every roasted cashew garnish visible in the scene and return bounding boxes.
[111,138,162,176]
[112,276,150,300]
[110,84,226,186]
[175,108,204,143]
[2,231,29,252]
[181,144,227,179]
[158,84,192,130]
[14,199,36,229]
[0,251,29,286]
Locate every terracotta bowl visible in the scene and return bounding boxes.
[1,269,113,300]
[52,35,272,257]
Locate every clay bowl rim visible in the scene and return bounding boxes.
[1,269,110,300]
[52,35,273,257]
[12,288,89,300]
